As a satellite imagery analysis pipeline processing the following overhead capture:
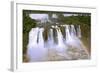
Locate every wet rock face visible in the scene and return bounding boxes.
[43,28,48,42]
[66,46,89,60]
[46,46,89,61]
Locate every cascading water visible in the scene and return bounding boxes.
[64,25,89,59]
[27,28,47,62]
[38,28,44,47]
[56,27,64,47]
[28,27,39,47]
[46,28,55,49]
[77,25,81,38]
[54,26,68,57]
[70,25,77,37]
[65,25,72,43]
[27,24,89,62]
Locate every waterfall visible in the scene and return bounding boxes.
[54,27,68,57]
[38,28,44,47]
[47,28,54,49]
[65,25,71,42]
[27,28,47,62]
[77,25,81,38]
[28,27,39,47]
[70,25,77,37]
[27,24,89,62]
[64,25,82,48]
[56,27,64,47]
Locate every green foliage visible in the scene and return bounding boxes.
[23,10,37,54]
[23,11,37,33]
[63,16,91,25]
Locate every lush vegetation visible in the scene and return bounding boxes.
[23,10,37,54]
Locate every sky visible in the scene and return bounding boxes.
[29,13,78,20]
[29,14,49,20]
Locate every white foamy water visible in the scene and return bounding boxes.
[27,25,89,62]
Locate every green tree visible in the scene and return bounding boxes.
[23,10,37,54]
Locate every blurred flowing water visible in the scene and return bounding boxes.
[27,25,89,62]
